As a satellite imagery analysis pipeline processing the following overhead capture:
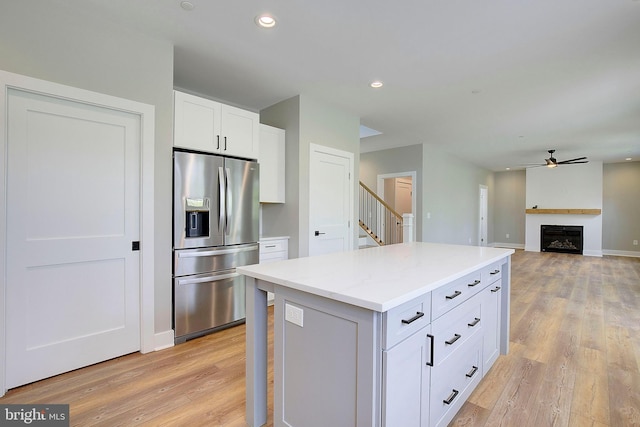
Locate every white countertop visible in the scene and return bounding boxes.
[238,242,514,312]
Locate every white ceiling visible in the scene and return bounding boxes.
[53,0,640,170]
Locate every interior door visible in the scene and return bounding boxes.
[395,178,412,215]
[309,144,353,256]
[479,185,488,247]
[5,88,141,388]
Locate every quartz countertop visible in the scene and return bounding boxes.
[238,242,514,312]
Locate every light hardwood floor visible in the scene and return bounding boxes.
[1,250,639,426]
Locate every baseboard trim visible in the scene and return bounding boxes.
[491,242,525,250]
[153,329,175,351]
[602,249,640,258]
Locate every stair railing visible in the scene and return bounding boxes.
[359,181,403,246]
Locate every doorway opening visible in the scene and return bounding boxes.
[376,171,417,242]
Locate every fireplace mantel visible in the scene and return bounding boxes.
[525,208,601,215]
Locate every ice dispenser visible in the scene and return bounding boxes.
[185,198,210,238]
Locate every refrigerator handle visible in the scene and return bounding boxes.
[218,166,226,233]
[225,167,231,235]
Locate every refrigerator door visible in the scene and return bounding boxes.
[173,151,224,249]
[223,157,260,246]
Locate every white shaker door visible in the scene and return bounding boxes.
[6,88,141,388]
[309,144,353,256]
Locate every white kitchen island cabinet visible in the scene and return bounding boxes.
[238,242,514,427]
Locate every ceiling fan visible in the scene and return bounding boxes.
[529,150,589,168]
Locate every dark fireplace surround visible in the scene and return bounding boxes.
[540,225,584,255]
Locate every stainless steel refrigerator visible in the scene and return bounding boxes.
[173,150,259,343]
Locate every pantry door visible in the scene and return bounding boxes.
[309,144,354,256]
[4,86,142,388]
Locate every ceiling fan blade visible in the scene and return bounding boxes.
[559,160,589,165]
[557,157,587,164]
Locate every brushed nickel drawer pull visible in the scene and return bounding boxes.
[490,269,500,275]
[445,333,461,345]
[466,365,479,378]
[468,279,481,287]
[491,286,501,293]
[468,317,480,327]
[443,389,459,405]
[446,290,462,300]
[401,311,425,324]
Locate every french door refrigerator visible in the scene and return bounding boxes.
[173,150,259,343]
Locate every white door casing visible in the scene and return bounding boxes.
[309,144,354,256]
[0,70,155,395]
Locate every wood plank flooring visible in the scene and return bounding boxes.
[1,250,639,426]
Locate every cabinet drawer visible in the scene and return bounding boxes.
[432,270,482,319]
[482,261,503,285]
[430,335,483,427]
[431,295,482,366]
[383,293,432,350]
[259,239,288,254]
[259,251,287,263]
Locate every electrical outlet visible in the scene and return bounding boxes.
[506,233,510,239]
[285,303,304,327]
[634,240,639,246]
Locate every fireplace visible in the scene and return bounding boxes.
[540,225,583,255]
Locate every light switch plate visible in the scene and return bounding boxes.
[285,303,304,327]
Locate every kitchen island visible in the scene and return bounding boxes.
[238,242,514,427]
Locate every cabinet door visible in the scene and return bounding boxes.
[221,104,259,159]
[173,90,222,152]
[382,326,431,427]
[482,283,502,372]
[258,124,285,203]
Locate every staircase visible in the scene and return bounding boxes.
[359,181,405,247]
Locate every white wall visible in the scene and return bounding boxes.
[525,162,603,256]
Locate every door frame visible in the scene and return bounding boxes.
[376,171,417,242]
[0,70,156,396]
[308,143,355,255]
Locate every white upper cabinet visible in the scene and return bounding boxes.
[173,90,259,160]
[258,124,286,203]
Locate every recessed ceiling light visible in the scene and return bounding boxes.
[256,14,277,28]
[370,81,383,88]
[180,1,194,11]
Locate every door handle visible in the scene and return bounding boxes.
[314,231,326,236]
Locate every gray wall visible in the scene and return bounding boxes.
[421,144,494,245]
[493,162,640,253]
[360,144,423,239]
[493,170,526,247]
[603,161,640,253]
[261,95,360,258]
[1,1,175,336]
